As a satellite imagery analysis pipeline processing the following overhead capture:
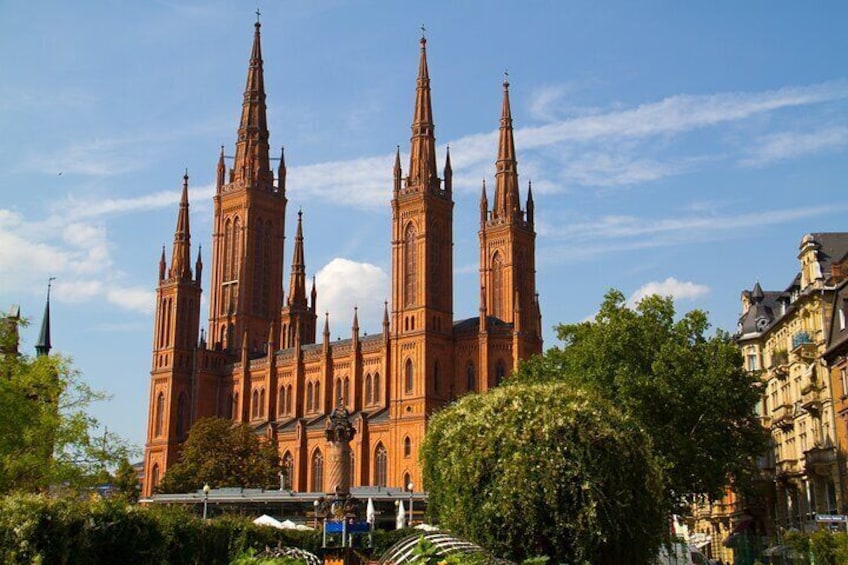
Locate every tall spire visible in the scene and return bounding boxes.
[526,180,534,227]
[159,245,167,281]
[216,145,226,191]
[277,146,287,194]
[407,33,438,191]
[35,277,54,357]
[233,19,271,187]
[479,179,488,226]
[169,172,193,280]
[444,145,452,194]
[288,210,307,307]
[195,245,203,283]
[494,74,520,219]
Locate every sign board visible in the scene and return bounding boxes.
[325,520,370,534]
[816,514,848,522]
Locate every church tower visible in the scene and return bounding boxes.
[208,19,287,356]
[389,34,454,487]
[479,78,542,363]
[144,173,203,495]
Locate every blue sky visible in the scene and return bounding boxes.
[2,1,847,452]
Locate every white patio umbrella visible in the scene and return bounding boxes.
[396,500,406,530]
[253,514,284,529]
[366,497,376,525]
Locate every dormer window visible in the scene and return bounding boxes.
[756,317,769,332]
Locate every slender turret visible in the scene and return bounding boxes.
[407,36,438,191]
[169,172,193,281]
[35,278,54,357]
[493,76,520,220]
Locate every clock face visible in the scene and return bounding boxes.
[756,317,769,331]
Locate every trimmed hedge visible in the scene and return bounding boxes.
[0,494,322,564]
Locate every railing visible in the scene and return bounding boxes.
[801,385,822,413]
[772,403,795,429]
[804,446,837,473]
[792,331,816,359]
[776,458,800,478]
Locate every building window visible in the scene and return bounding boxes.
[151,463,160,490]
[155,392,165,437]
[336,378,342,406]
[259,388,266,418]
[307,383,314,412]
[279,386,286,416]
[495,360,506,386]
[176,392,187,438]
[311,450,323,492]
[404,223,417,307]
[343,377,350,407]
[252,389,259,419]
[374,443,387,487]
[373,373,381,404]
[466,362,475,392]
[747,354,758,371]
[232,393,239,419]
[404,436,412,458]
[282,452,294,490]
[491,251,504,319]
[365,374,373,405]
[404,473,412,491]
[840,305,846,331]
[286,385,292,414]
[314,382,321,412]
[405,359,414,394]
[840,368,848,399]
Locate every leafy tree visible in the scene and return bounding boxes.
[421,383,666,565]
[0,319,133,493]
[512,290,767,510]
[112,457,141,502]
[157,417,280,493]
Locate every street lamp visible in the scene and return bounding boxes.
[407,482,414,528]
[202,484,210,520]
[313,499,320,529]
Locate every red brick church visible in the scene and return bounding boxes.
[142,21,542,497]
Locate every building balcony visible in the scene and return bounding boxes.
[800,385,822,413]
[776,458,801,479]
[804,446,837,476]
[791,331,817,360]
[772,403,795,430]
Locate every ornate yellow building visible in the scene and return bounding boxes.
[735,233,848,534]
[142,23,543,497]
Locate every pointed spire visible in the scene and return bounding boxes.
[352,306,359,333]
[752,281,764,303]
[288,210,307,307]
[216,145,226,191]
[444,145,452,194]
[35,278,54,357]
[479,179,488,226]
[169,172,193,280]
[195,245,203,283]
[159,245,167,281]
[277,146,286,194]
[393,145,402,197]
[267,320,276,358]
[233,20,271,188]
[310,275,317,310]
[494,74,520,220]
[323,311,330,342]
[526,180,535,227]
[383,301,390,335]
[407,33,438,191]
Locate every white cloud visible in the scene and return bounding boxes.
[56,183,216,220]
[106,287,156,314]
[741,126,848,167]
[315,258,389,335]
[628,277,710,306]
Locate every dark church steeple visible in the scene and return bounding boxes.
[35,278,54,357]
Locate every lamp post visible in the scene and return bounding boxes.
[202,484,210,520]
[407,482,414,528]
[313,499,320,529]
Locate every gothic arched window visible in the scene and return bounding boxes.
[491,251,504,319]
[259,388,266,418]
[314,382,321,411]
[253,220,264,314]
[233,392,239,419]
[404,436,412,458]
[466,362,475,392]
[373,373,381,404]
[232,217,242,280]
[405,359,414,394]
[286,385,292,414]
[430,223,440,304]
[374,443,388,487]
[252,389,259,419]
[307,383,314,412]
[336,378,343,406]
[151,463,160,489]
[343,377,350,407]
[496,360,506,386]
[176,392,187,438]
[223,218,233,281]
[311,450,324,492]
[365,374,373,405]
[279,386,286,416]
[404,223,417,307]
[282,452,294,490]
[155,392,165,437]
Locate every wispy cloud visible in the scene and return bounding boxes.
[741,126,848,167]
[56,183,216,220]
[628,277,710,306]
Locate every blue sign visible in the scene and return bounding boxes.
[325,521,370,534]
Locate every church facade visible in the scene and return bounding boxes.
[142,22,542,498]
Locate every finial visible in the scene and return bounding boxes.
[255,7,261,25]
[47,276,55,298]
[298,207,302,218]
[420,24,426,43]
[184,168,189,182]
[503,70,510,89]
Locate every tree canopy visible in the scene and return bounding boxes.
[157,417,280,493]
[512,290,767,509]
[421,382,666,565]
[0,320,132,494]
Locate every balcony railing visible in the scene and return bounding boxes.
[792,331,817,360]
[801,385,822,413]
[772,403,795,430]
[776,458,801,479]
[804,446,837,474]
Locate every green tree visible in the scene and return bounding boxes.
[421,383,666,565]
[0,320,133,493]
[157,417,280,493]
[112,457,141,502]
[512,290,767,510]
